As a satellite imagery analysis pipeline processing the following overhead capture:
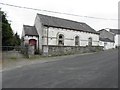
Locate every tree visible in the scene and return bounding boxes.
[2,11,14,50]
[13,32,21,46]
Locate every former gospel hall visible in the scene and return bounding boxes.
[21,14,103,56]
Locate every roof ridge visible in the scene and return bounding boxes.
[23,25,38,36]
[37,13,98,34]
[37,13,84,24]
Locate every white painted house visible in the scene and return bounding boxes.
[98,29,114,50]
[99,38,114,50]
[22,14,101,55]
[109,29,120,48]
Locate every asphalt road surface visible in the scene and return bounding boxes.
[2,49,118,88]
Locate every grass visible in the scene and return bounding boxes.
[9,56,17,60]
[26,55,48,60]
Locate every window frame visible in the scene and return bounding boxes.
[75,36,79,46]
[88,37,92,46]
[58,34,64,46]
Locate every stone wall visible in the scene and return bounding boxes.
[42,45,103,56]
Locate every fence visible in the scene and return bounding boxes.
[2,45,39,59]
[2,46,21,51]
[2,46,26,60]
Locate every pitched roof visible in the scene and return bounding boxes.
[37,14,99,34]
[98,29,112,33]
[109,29,120,35]
[99,38,114,42]
[23,25,38,36]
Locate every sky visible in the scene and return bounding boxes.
[0,0,119,37]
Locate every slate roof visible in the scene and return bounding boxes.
[109,29,120,35]
[23,25,38,36]
[99,38,114,42]
[37,14,99,34]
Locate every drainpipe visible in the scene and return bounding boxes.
[38,36,39,54]
[47,27,48,46]
[47,27,49,56]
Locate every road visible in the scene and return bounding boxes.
[2,49,118,88]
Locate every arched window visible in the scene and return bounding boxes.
[75,36,79,46]
[88,37,92,46]
[58,34,64,45]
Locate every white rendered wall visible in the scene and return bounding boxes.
[114,34,120,47]
[24,36,38,49]
[99,41,104,47]
[34,15,43,50]
[105,42,114,50]
[99,41,114,50]
[21,28,25,37]
[42,27,99,46]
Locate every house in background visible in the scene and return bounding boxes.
[109,29,120,48]
[22,13,101,56]
[98,29,114,50]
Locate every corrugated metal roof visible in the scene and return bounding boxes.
[37,14,99,34]
[23,25,39,36]
[110,29,120,35]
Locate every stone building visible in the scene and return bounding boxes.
[22,14,101,56]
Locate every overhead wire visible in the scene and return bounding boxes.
[0,2,119,21]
